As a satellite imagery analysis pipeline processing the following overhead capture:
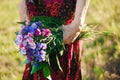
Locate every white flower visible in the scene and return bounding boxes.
[40,43,47,50]
[20,47,26,55]
[47,76,52,80]
[15,34,23,45]
[30,42,36,49]
[27,37,34,44]
[22,40,27,47]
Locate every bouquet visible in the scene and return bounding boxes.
[15,16,96,79]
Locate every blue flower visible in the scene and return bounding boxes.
[31,61,38,66]
[36,43,41,50]
[36,21,42,27]
[31,23,38,28]
[28,23,38,33]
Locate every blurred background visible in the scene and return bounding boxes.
[0,0,120,80]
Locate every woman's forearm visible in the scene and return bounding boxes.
[62,0,90,44]
[19,0,29,21]
[71,0,90,28]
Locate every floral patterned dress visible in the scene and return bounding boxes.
[23,0,83,80]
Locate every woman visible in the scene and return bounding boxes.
[19,0,90,80]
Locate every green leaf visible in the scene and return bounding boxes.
[16,21,26,25]
[43,63,51,77]
[56,55,63,72]
[49,53,63,72]
[31,62,46,74]
[20,59,28,66]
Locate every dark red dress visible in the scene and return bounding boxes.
[23,0,83,80]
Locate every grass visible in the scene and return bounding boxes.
[82,0,120,80]
[0,0,120,80]
[0,0,24,80]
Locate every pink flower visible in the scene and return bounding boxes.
[40,43,47,50]
[22,41,27,46]
[35,28,41,35]
[15,34,23,45]
[27,37,34,44]
[24,35,28,40]
[19,43,24,49]
[41,28,46,36]
[27,32,33,37]
[45,29,51,37]
[27,37,36,49]
[25,20,30,25]
[30,42,36,49]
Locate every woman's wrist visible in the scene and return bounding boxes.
[70,18,82,32]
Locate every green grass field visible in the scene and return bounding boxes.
[0,0,120,80]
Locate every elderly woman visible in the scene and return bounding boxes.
[19,0,90,80]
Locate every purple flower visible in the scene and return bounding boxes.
[36,43,41,49]
[34,52,40,57]
[41,28,51,37]
[27,37,36,49]
[40,43,47,50]
[40,50,46,61]
[26,48,34,55]
[36,21,42,27]
[35,28,41,35]
[27,37,34,44]
[22,40,27,47]
[41,28,46,36]
[21,26,29,35]
[27,32,33,37]
[27,56,33,63]
[30,42,36,49]
[34,52,42,62]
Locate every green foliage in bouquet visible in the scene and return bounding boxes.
[30,16,65,73]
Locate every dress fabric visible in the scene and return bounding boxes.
[23,0,83,80]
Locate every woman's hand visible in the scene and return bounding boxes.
[63,0,90,45]
[62,23,82,44]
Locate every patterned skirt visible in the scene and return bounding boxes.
[22,40,83,80]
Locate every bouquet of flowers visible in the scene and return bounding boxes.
[15,16,96,79]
